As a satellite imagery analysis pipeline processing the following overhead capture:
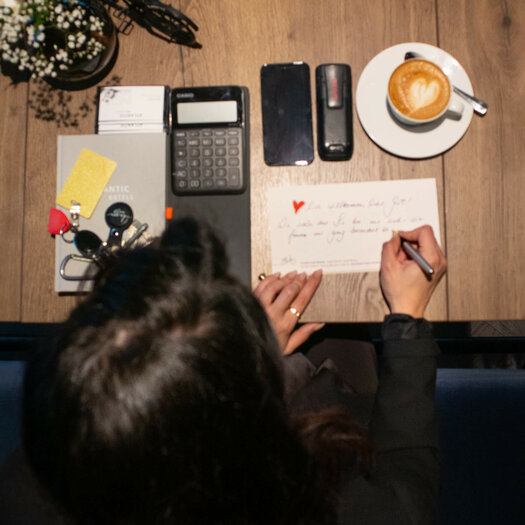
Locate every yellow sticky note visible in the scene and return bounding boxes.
[57,149,117,218]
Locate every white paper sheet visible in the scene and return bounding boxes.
[268,178,441,274]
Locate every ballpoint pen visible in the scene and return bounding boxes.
[401,239,434,277]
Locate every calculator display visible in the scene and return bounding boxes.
[177,101,238,124]
[170,86,248,196]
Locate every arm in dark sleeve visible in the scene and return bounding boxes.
[337,314,440,525]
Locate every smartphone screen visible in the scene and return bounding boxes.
[260,62,314,166]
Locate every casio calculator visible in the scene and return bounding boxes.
[170,86,249,195]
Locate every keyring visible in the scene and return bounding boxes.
[59,224,75,244]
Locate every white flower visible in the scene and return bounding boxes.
[0,0,107,78]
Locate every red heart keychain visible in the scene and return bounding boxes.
[48,208,70,235]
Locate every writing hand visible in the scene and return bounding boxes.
[253,270,324,355]
[380,225,447,318]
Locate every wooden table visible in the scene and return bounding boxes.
[1,0,524,323]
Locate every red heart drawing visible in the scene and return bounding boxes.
[293,200,305,214]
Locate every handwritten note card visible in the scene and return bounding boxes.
[268,178,441,274]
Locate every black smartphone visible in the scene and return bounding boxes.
[260,62,314,166]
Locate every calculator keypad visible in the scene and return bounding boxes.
[172,128,244,195]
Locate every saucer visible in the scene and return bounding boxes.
[356,42,474,159]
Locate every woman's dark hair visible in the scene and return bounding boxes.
[23,217,371,525]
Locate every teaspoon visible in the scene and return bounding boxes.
[404,51,488,116]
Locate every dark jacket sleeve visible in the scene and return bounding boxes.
[337,314,440,525]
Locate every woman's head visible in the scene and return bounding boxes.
[24,218,312,524]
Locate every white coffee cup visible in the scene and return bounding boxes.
[387,58,463,125]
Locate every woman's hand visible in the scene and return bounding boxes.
[380,226,447,318]
[254,270,324,355]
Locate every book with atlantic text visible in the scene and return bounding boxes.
[55,133,167,292]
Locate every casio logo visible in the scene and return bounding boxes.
[176,93,194,99]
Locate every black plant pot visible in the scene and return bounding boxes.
[44,7,119,91]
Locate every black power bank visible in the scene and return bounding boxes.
[316,63,353,161]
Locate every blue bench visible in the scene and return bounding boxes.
[435,368,525,525]
[0,360,25,467]
[1,361,524,524]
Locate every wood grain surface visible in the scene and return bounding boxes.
[0,77,27,321]
[1,0,522,322]
[438,0,525,320]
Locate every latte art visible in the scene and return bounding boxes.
[409,78,440,109]
[388,59,450,120]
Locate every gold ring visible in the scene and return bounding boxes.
[289,306,301,318]
[258,273,267,281]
